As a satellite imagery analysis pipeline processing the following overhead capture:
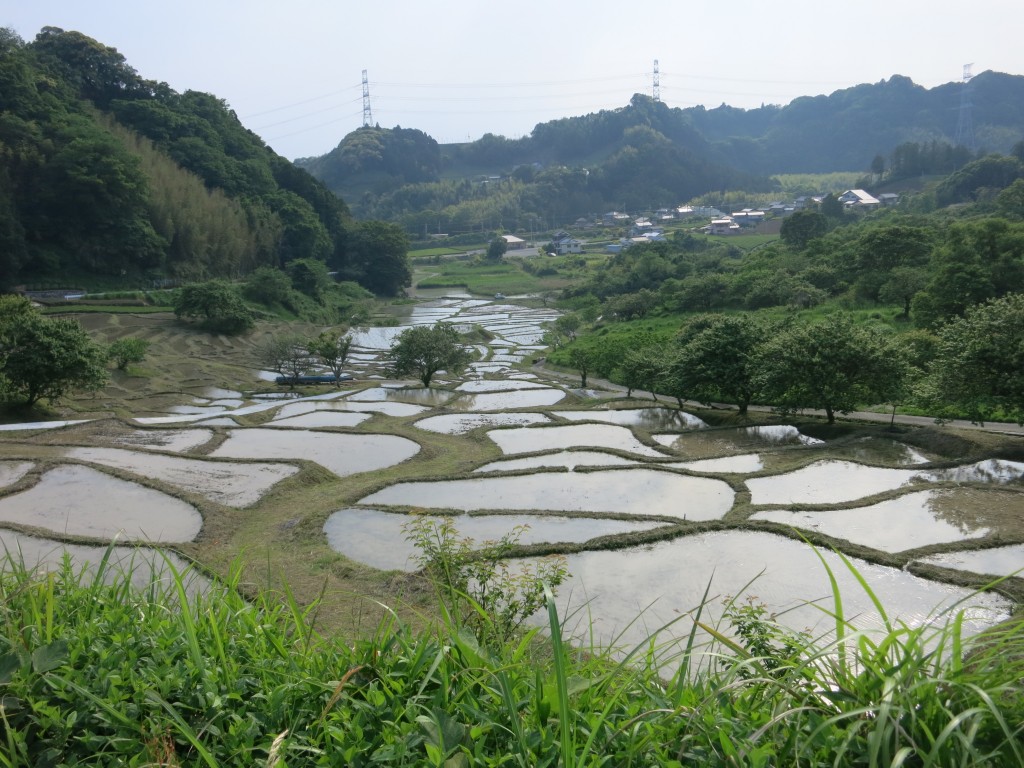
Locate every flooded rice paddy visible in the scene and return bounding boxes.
[65,446,299,508]
[209,428,419,477]
[488,424,668,457]
[751,490,990,552]
[555,407,707,430]
[0,530,209,596]
[110,428,215,452]
[0,460,33,488]
[0,464,201,542]
[474,450,640,472]
[917,545,1024,579]
[448,388,566,411]
[360,468,735,520]
[537,531,1011,665]
[323,508,666,572]
[415,412,551,435]
[1,292,1021,660]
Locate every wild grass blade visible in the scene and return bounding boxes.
[544,583,574,768]
[144,689,221,768]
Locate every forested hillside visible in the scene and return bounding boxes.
[301,73,1024,230]
[0,27,409,295]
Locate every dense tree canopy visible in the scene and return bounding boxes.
[0,300,108,406]
[673,314,769,414]
[754,315,905,424]
[173,280,254,334]
[921,293,1024,424]
[0,27,410,299]
[387,323,471,387]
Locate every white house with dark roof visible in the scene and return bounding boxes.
[551,232,585,255]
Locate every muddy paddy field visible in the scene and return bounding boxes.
[1,297,1023,661]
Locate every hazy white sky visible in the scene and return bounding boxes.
[7,1,1022,160]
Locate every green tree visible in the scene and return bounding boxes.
[675,314,768,414]
[255,334,313,387]
[567,346,595,388]
[343,220,412,296]
[387,323,471,387]
[243,267,294,308]
[287,257,332,302]
[754,315,905,424]
[878,267,930,318]
[485,236,508,261]
[780,210,829,250]
[920,293,1024,424]
[1,314,108,406]
[553,313,581,342]
[307,329,353,384]
[173,280,255,334]
[107,337,150,371]
[619,346,663,400]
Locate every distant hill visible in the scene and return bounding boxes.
[298,73,1024,226]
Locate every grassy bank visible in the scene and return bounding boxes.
[1,552,1021,766]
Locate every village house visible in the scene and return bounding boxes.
[731,208,766,226]
[501,234,526,250]
[551,231,585,255]
[602,211,631,225]
[838,189,881,208]
[706,217,741,235]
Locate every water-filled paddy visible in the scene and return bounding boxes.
[751,490,991,552]
[110,428,214,453]
[554,408,707,430]
[475,450,640,472]
[655,425,824,456]
[415,412,551,435]
[0,464,202,542]
[489,423,667,457]
[668,454,765,474]
[268,412,371,428]
[457,379,553,392]
[747,460,919,505]
[449,388,566,411]
[539,530,1011,666]
[323,508,667,571]
[0,530,210,596]
[920,459,1024,484]
[347,386,453,406]
[331,401,431,417]
[359,468,734,520]
[826,436,933,465]
[917,544,1024,578]
[0,461,33,488]
[748,459,1024,507]
[210,428,420,477]
[65,446,299,508]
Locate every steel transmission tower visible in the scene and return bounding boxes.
[361,69,373,127]
[653,59,660,102]
[955,63,976,152]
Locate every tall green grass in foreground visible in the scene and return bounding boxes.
[0,548,1021,767]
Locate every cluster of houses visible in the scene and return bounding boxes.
[500,189,899,255]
